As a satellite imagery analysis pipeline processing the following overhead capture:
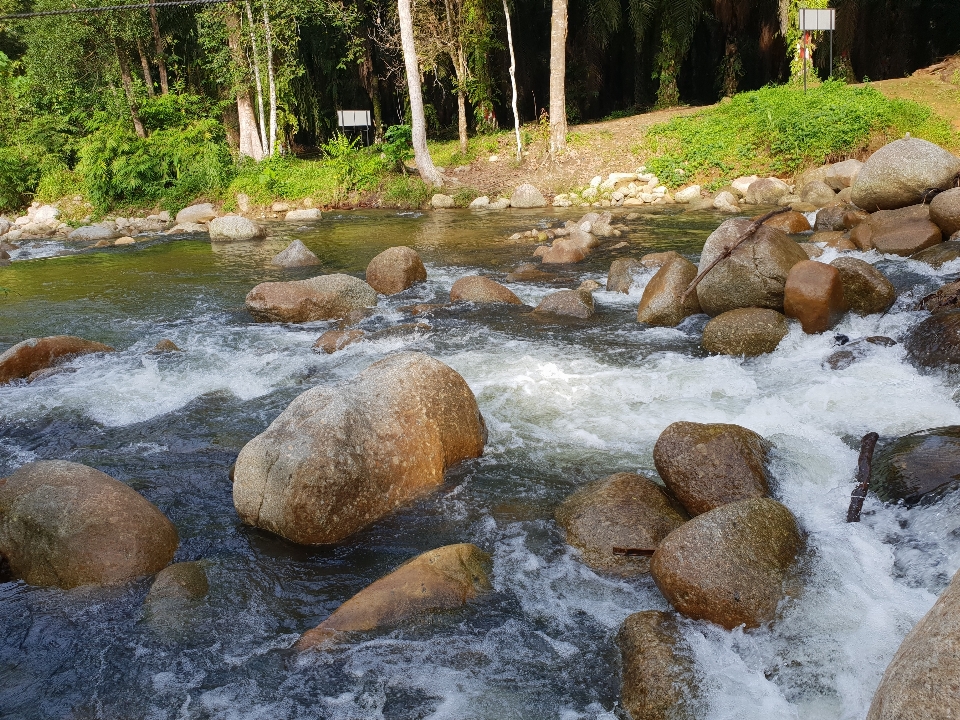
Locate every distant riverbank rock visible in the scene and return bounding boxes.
[0,335,115,385]
[825,159,863,190]
[450,275,522,304]
[701,308,790,356]
[871,426,960,505]
[431,194,455,209]
[650,497,802,629]
[0,460,178,589]
[784,260,847,334]
[233,353,486,544]
[67,224,118,242]
[653,421,770,517]
[800,180,838,208]
[745,177,791,205]
[285,208,322,222]
[930,187,960,236]
[366,246,427,295]
[636,256,701,327]
[209,215,265,241]
[695,218,808,316]
[617,611,701,720]
[175,203,218,225]
[510,183,546,208]
[556,473,689,576]
[533,289,594,319]
[867,566,960,720]
[852,138,960,211]
[831,258,896,315]
[272,239,321,268]
[905,310,960,369]
[245,274,377,323]
[296,543,492,650]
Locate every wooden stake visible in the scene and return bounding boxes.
[846,432,879,523]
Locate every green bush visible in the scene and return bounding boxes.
[382,175,431,208]
[638,80,960,188]
[0,147,39,211]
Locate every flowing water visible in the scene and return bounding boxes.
[1,208,959,720]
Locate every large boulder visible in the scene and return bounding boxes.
[271,239,321,268]
[556,473,689,576]
[607,258,644,293]
[695,218,808,316]
[0,461,178,589]
[245,274,377,323]
[67,224,118,242]
[533,289,594,319]
[871,426,960,506]
[510,183,547,208]
[848,205,942,255]
[365,246,427,295]
[0,335,115,385]
[175,203,218,225]
[800,180,838,208]
[783,260,848,334]
[650,497,802,629]
[209,215,265,241]
[233,353,486,544]
[930,187,960,236]
[764,210,811,234]
[745,178,791,205]
[653,421,770,517]
[905,310,960,369]
[450,275,522,304]
[851,138,960,211]
[636,256,701,327]
[830,258,896,315]
[540,234,595,264]
[701,308,789,356]
[296,543,491,649]
[617,611,700,720]
[867,566,960,720]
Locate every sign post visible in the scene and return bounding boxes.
[337,110,373,146]
[799,7,836,90]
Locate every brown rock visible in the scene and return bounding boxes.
[313,329,366,354]
[533,289,594,319]
[650,497,802,629]
[911,240,960,268]
[365,246,427,295]
[814,204,854,232]
[867,566,960,720]
[702,308,790,356]
[784,260,848,333]
[906,310,960,369]
[541,235,594,265]
[506,263,557,282]
[556,473,689,576]
[245,274,378,323]
[450,275,523,304]
[842,209,870,229]
[764,210,811,234]
[0,335,115,385]
[146,561,209,602]
[150,339,181,353]
[800,180,838,207]
[233,353,486,544]
[636,256,701,327]
[653,421,770,517]
[695,218,808,316]
[850,204,935,251]
[799,243,824,258]
[617,611,700,720]
[607,258,644,293]
[831,258,896,315]
[919,279,960,315]
[810,231,856,250]
[296,544,491,649]
[930,187,960,236]
[0,461,178,589]
[871,220,943,256]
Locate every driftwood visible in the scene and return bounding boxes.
[846,432,880,523]
[681,207,791,304]
[612,547,656,556]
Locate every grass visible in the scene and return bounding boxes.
[636,79,960,189]
[427,133,504,167]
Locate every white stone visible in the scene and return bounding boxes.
[469,196,491,209]
[208,215,266,241]
[236,193,251,213]
[674,185,702,203]
[582,187,599,200]
[488,198,511,210]
[612,191,625,202]
[176,203,218,225]
[33,205,59,223]
[431,194,455,209]
[590,176,602,188]
[731,175,760,195]
[641,193,655,203]
[608,172,637,184]
[285,208,322,222]
[488,155,499,162]
[510,184,546,208]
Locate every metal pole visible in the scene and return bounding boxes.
[830,29,833,79]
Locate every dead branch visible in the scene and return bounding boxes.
[846,432,880,523]
[612,547,656,556]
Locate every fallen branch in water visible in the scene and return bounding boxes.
[681,207,791,304]
[846,432,880,523]
[612,547,656,556]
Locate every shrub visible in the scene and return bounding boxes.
[382,176,431,208]
[0,147,39,211]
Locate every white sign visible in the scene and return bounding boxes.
[337,110,372,128]
[799,8,835,31]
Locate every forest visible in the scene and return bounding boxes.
[0,0,957,213]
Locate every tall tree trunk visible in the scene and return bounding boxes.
[245,0,269,156]
[359,30,384,143]
[136,39,156,98]
[148,0,169,94]
[263,1,278,156]
[548,0,568,157]
[225,10,264,160]
[444,0,469,154]
[116,43,147,139]
[398,0,442,186]
[503,0,521,161]
[456,85,468,154]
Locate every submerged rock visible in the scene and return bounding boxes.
[146,561,209,603]
[296,543,491,649]
[831,258,896,315]
[852,138,960,211]
[867,566,960,720]
[272,240,321,268]
[284,208,322,222]
[783,260,847,334]
[245,274,377,323]
[68,225,117,242]
[233,353,486,544]
[636,256,701,327]
[701,308,789,356]
[365,246,427,295]
[450,275,522,305]
[0,460,178,588]
[871,426,960,505]
[653,421,770,517]
[824,336,897,370]
[650,497,802,630]
[533,289,594,319]
[919,279,960,314]
[617,611,701,720]
[313,329,365,354]
[0,335,115,385]
[556,473,689,576]
[150,339,181,353]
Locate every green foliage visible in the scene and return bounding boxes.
[452,187,480,207]
[382,124,413,172]
[0,148,40,211]
[382,176,431,208]
[638,81,960,188]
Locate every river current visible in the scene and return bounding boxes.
[1,208,959,720]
